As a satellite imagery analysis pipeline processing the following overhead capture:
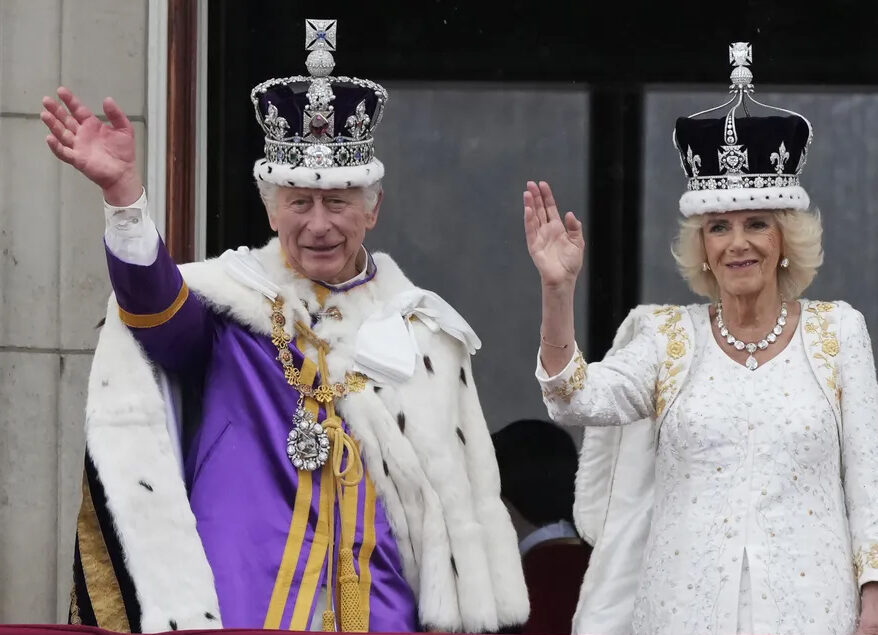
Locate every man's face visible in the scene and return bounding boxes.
[267,186,380,283]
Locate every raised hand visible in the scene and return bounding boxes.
[523,181,585,289]
[41,87,142,205]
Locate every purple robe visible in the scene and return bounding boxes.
[106,240,418,631]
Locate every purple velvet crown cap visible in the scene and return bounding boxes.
[673,42,814,216]
[251,19,388,190]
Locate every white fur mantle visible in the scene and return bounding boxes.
[85,239,528,632]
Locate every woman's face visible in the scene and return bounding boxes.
[702,210,783,299]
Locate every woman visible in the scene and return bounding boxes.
[525,44,878,635]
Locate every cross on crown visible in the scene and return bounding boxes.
[306,19,337,51]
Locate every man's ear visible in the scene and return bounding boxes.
[264,202,278,232]
[365,191,383,230]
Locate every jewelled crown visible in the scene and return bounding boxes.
[673,42,814,217]
[251,19,388,189]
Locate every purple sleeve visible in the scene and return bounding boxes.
[105,237,214,372]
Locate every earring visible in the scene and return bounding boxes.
[702,262,711,272]
[780,257,790,269]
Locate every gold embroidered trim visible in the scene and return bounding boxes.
[118,282,189,329]
[542,351,587,403]
[69,586,82,625]
[654,306,689,417]
[270,298,368,402]
[855,543,878,579]
[77,475,130,631]
[804,301,841,404]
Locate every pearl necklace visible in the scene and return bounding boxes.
[715,301,788,371]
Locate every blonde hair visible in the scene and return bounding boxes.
[672,209,824,301]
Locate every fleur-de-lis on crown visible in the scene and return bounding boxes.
[686,146,701,177]
[770,142,790,174]
[263,102,290,141]
[345,100,372,140]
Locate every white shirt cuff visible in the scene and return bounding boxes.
[535,344,587,404]
[535,343,583,382]
[104,188,160,266]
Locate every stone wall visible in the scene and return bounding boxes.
[0,0,149,622]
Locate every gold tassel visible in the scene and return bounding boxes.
[322,609,336,632]
[338,548,367,632]
[291,316,368,632]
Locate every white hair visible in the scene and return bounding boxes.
[671,208,824,301]
[256,179,383,213]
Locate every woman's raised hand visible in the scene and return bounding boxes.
[41,87,142,205]
[523,181,585,290]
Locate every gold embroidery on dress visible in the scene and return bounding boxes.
[542,351,587,403]
[804,302,841,404]
[854,543,878,579]
[654,306,689,417]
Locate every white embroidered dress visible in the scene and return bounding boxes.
[537,302,878,635]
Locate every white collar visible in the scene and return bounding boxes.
[518,519,579,556]
[318,245,370,290]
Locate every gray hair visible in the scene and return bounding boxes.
[256,180,383,212]
[671,208,824,301]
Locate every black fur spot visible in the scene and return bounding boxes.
[169,620,178,630]
[397,412,406,433]
[266,165,272,174]
[456,427,466,445]
[423,356,434,374]
[287,180,296,187]
[366,168,371,174]
[101,380,109,387]
[346,180,352,187]
[259,159,267,165]
[450,556,458,577]
[314,172,321,181]
[383,460,390,476]
[373,385,382,393]
[95,317,106,329]
[459,367,468,386]
[205,612,216,620]
[139,480,154,492]
[258,174,264,181]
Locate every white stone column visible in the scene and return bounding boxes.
[0,0,149,623]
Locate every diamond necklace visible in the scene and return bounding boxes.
[715,300,788,371]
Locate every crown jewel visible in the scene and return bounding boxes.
[672,43,815,216]
[250,19,388,174]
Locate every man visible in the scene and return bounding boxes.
[492,420,591,634]
[43,19,528,633]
